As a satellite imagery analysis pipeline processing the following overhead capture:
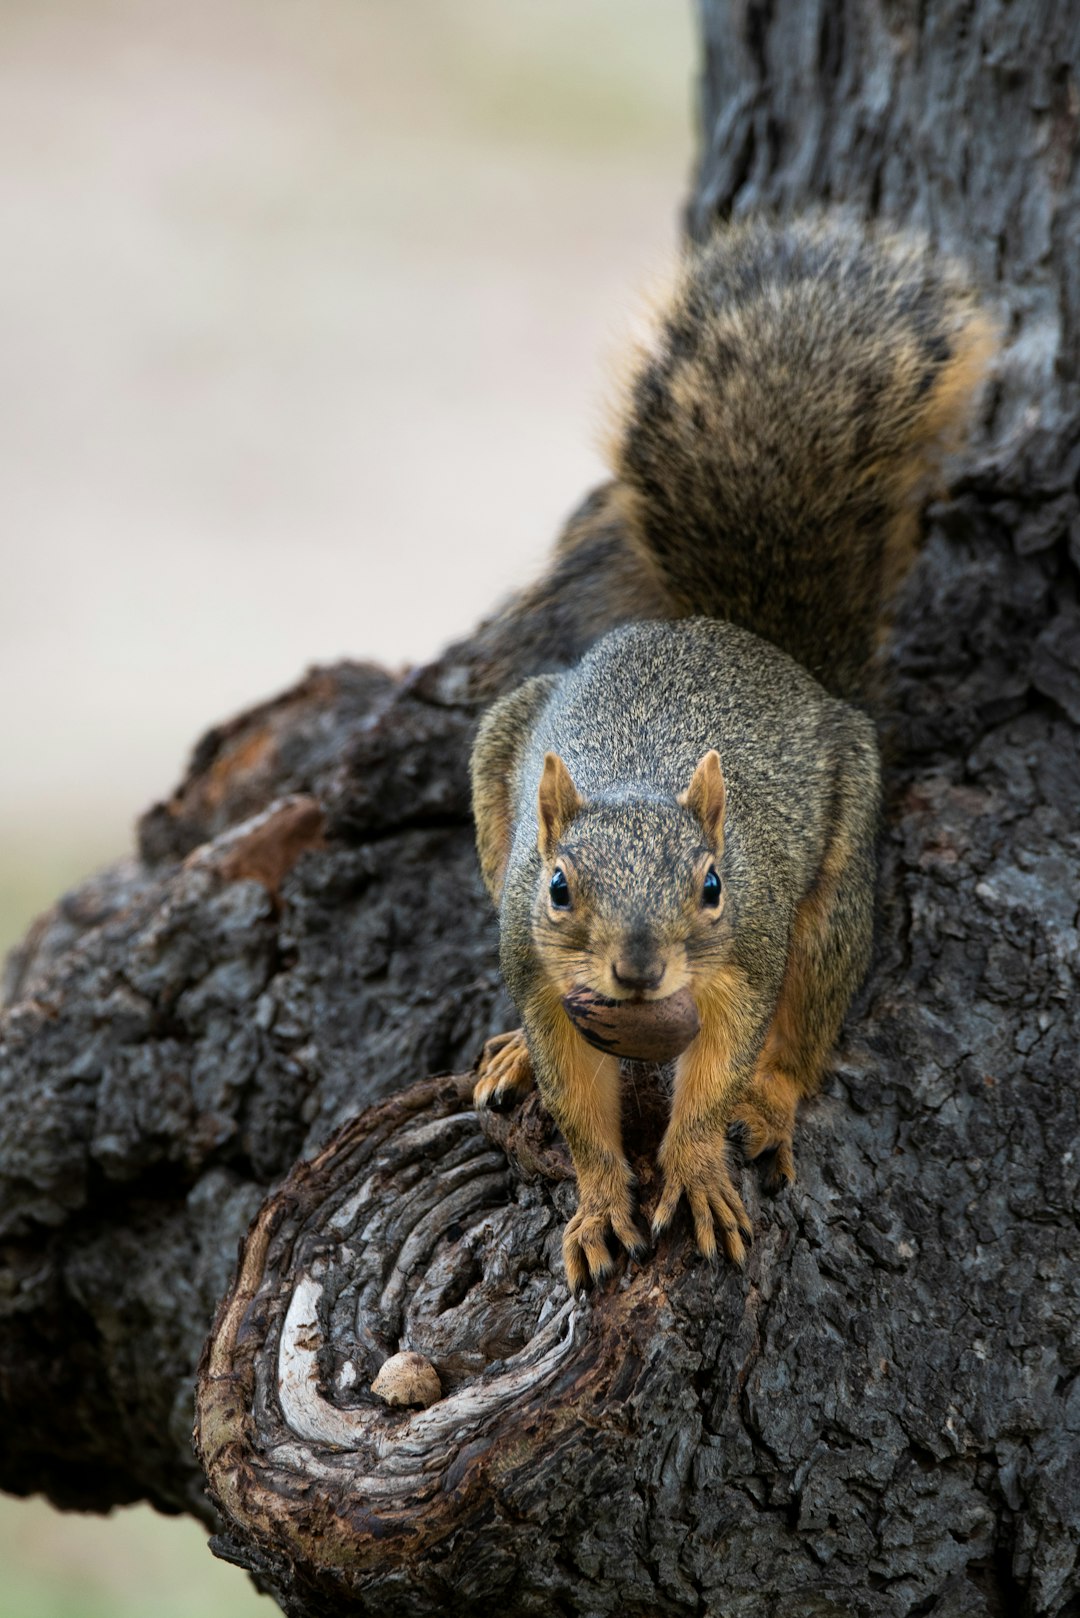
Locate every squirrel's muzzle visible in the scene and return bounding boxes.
[611,956,666,994]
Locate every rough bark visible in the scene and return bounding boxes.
[2,2,1079,1615]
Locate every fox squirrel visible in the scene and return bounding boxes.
[470,217,995,1291]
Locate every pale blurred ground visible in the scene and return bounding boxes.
[0,0,694,1612]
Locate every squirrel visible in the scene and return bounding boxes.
[469,216,995,1292]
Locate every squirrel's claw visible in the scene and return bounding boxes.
[652,1142,751,1267]
[757,1148,795,1196]
[473,1028,535,1112]
[562,1183,645,1291]
[563,1219,614,1293]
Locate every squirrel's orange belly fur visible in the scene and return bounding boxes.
[470,216,994,1290]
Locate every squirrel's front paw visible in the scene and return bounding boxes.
[562,1169,646,1292]
[653,1133,751,1266]
[473,1028,534,1112]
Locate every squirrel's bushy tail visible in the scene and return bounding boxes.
[609,216,996,699]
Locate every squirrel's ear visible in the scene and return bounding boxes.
[537,752,583,859]
[679,750,726,852]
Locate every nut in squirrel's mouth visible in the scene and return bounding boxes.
[561,983,701,1064]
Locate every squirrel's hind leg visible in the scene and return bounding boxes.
[733,774,877,1191]
[473,1028,535,1112]
[729,1073,799,1194]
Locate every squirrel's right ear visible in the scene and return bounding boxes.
[679,749,726,853]
[537,753,583,859]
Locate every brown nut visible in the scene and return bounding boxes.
[370,1350,442,1409]
[561,985,700,1063]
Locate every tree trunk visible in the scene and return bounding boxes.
[3,3,1079,1615]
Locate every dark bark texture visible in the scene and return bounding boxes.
[3,2,1080,1615]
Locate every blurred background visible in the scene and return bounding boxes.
[0,0,693,1611]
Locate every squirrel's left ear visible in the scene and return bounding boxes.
[537,752,584,859]
[679,749,726,852]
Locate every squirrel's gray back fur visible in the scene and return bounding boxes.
[500,619,878,967]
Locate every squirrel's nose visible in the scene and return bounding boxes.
[611,957,666,994]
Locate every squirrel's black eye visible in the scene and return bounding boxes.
[549,868,571,910]
[702,866,721,908]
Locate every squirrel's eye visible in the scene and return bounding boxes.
[702,866,721,908]
[549,868,571,910]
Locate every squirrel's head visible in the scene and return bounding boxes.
[533,749,727,1002]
